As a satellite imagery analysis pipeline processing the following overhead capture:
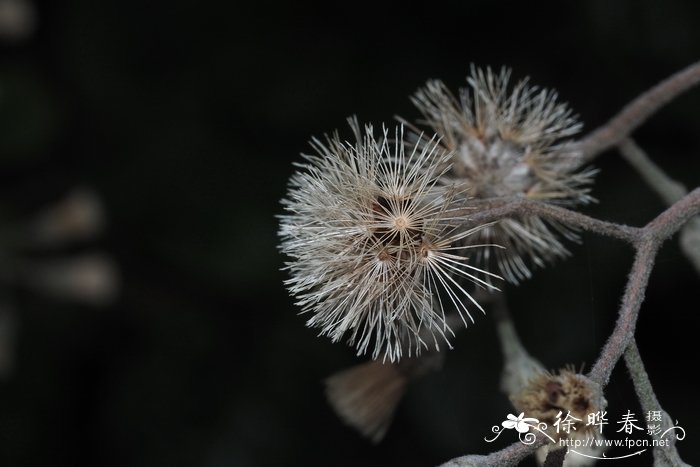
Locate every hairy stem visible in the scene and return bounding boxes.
[619,139,700,274]
[577,61,700,162]
[587,239,657,386]
[624,340,689,466]
[624,340,661,418]
[439,438,546,467]
[456,198,639,243]
[645,188,700,241]
[542,448,567,467]
[618,139,687,205]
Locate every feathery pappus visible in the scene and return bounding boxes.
[325,350,443,443]
[278,119,500,362]
[407,66,596,283]
[323,311,471,442]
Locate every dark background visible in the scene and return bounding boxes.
[1,1,699,466]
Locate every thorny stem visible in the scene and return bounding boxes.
[442,189,700,466]
[619,138,700,275]
[576,60,700,163]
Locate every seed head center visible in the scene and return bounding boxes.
[393,216,409,230]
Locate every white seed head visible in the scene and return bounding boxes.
[279,119,499,362]
[409,66,596,283]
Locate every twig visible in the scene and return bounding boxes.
[619,138,700,274]
[586,189,700,386]
[587,238,657,386]
[542,448,567,467]
[456,197,639,244]
[645,188,700,241]
[624,340,689,466]
[576,61,700,163]
[624,340,661,427]
[618,139,687,205]
[439,437,547,467]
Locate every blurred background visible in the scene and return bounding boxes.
[0,0,699,466]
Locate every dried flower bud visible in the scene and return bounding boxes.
[496,316,545,397]
[512,367,607,466]
[512,368,605,438]
[279,119,500,361]
[494,308,606,466]
[408,67,596,283]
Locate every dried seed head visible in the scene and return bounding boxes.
[511,367,606,441]
[408,66,596,283]
[513,367,608,466]
[278,119,499,362]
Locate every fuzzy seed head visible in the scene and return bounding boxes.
[409,66,596,283]
[279,120,499,362]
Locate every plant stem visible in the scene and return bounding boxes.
[624,340,689,466]
[619,139,700,274]
[587,239,657,386]
[577,61,700,162]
